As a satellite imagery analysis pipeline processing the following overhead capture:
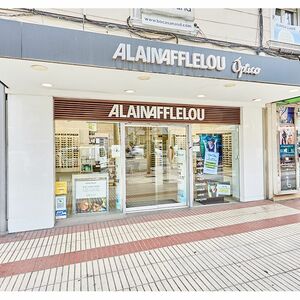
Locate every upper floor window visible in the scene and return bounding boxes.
[275,8,298,26]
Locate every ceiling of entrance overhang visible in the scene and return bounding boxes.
[0,58,299,106]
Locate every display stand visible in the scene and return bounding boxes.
[55,130,80,173]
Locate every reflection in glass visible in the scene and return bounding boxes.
[125,125,187,208]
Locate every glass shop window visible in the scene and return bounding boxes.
[192,124,240,205]
[54,121,121,219]
[278,106,297,191]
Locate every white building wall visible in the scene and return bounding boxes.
[239,105,265,201]
[7,95,55,233]
[0,8,272,50]
[0,83,6,233]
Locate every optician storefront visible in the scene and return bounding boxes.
[1,18,300,232]
[54,99,240,218]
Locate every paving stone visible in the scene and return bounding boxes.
[0,201,300,291]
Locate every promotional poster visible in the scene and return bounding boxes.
[200,134,222,161]
[279,126,295,145]
[55,195,67,219]
[278,106,294,124]
[207,182,218,198]
[200,134,222,175]
[203,151,220,175]
[279,126,295,158]
[217,182,231,196]
[75,178,107,213]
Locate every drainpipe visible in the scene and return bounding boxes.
[257,8,264,55]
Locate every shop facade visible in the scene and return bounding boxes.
[1,18,300,232]
[5,94,264,233]
[54,99,240,218]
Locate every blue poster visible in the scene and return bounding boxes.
[279,107,294,124]
[200,134,222,165]
[272,21,300,46]
[280,145,295,157]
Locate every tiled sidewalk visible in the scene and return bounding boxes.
[0,199,300,291]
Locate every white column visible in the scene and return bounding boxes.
[231,128,240,199]
[0,83,6,233]
[187,124,194,207]
[239,105,265,201]
[266,103,277,198]
[7,95,55,232]
[120,123,126,213]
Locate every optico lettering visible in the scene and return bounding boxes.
[232,57,261,78]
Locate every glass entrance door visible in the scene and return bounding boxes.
[125,124,187,210]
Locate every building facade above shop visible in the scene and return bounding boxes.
[0,18,300,86]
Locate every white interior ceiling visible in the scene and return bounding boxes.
[0,58,299,107]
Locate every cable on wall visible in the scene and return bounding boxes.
[0,8,300,61]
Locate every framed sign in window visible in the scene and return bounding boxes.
[72,173,109,214]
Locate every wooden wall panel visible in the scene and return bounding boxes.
[54,97,240,124]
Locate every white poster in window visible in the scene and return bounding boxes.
[217,183,231,196]
[88,122,97,132]
[111,145,121,158]
[203,152,219,175]
[75,179,106,199]
[272,20,300,46]
[177,149,186,163]
[177,149,187,204]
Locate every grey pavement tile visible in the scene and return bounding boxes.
[94,275,102,291]
[124,268,137,288]
[0,276,12,291]
[148,282,159,291]
[47,283,56,291]
[11,274,25,291]
[39,285,47,291]
[74,278,81,291]
[134,266,148,285]
[100,274,109,291]
[111,271,122,291]
[106,271,116,291]
[172,276,189,291]
[66,280,75,291]
[118,269,130,290]
[160,279,173,291]
[80,275,89,291]
[142,284,151,291]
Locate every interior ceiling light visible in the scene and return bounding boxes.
[31,64,48,71]
[252,98,262,102]
[138,75,151,81]
[197,94,206,98]
[289,89,299,92]
[224,83,236,88]
[42,83,53,88]
[124,89,135,93]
